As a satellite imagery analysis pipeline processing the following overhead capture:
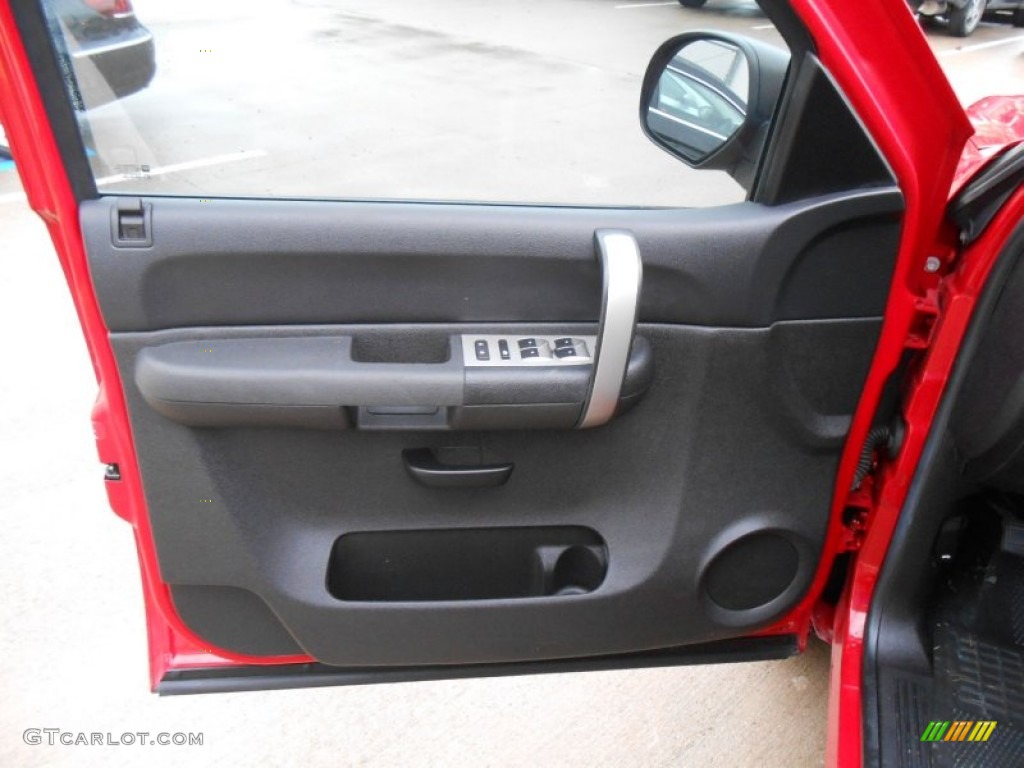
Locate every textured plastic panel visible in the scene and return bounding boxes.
[80,191,902,333]
[136,336,464,410]
[133,332,653,430]
[80,188,898,666]
[171,586,304,656]
[110,319,879,664]
[953,243,1024,493]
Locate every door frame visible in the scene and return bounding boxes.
[0,2,975,763]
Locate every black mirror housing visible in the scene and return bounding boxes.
[640,31,790,193]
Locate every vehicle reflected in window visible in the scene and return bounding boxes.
[647,40,748,164]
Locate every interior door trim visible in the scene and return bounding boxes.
[580,230,644,428]
[157,635,798,695]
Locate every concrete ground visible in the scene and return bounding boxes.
[1,1,1022,766]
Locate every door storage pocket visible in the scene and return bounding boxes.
[327,526,607,602]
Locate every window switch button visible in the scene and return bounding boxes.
[554,337,575,349]
[520,347,541,359]
[554,347,577,359]
[518,338,538,350]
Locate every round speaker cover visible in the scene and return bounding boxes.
[704,532,800,611]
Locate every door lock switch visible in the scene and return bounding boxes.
[474,340,490,361]
[498,339,511,360]
[110,197,153,248]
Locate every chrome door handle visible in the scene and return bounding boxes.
[578,230,643,428]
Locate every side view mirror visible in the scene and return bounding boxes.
[640,32,790,192]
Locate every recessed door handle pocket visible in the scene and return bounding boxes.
[402,448,513,488]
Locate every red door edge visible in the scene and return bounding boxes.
[0,4,314,689]
[756,0,971,640]
[825,185,1024,767]
[754,1,977,765]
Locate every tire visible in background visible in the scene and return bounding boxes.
[949,0,986,36]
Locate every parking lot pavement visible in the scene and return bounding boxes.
[1,2,1022,767]
[928,22,1024,106]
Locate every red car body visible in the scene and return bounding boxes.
[956,95,1024,188]
[0,1,1022,765]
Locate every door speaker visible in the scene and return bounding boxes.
[703,531,800,611]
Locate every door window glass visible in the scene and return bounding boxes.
[43,0,787,207]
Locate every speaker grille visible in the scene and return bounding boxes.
[705,532,800,611]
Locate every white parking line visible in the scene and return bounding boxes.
[751,24,775,30]
[939,34,1024,56]
[615,2,678,8]
[0,148,268,205]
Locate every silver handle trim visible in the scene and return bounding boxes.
[578,230,643,429]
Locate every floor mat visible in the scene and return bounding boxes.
[927,623,1024,767]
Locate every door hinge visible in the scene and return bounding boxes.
[840,490,872,551]
[110,197,152,247]
[841,418,906,550]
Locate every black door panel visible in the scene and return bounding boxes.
[131,332,654,432]
[81,190,901,332]
[157,635,802,696]
[110,319,877,665]
[80,190,898,667]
